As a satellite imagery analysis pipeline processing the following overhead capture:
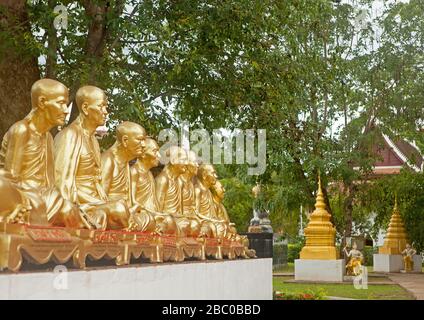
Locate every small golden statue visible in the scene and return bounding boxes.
[131,137,177,235]
[402,243,417,272]
[179,150,203,237]
[195,164,229,238]
[102,121,157,232]
[344,242,364,276]
[155,146,191,236]
[210,180,237,240]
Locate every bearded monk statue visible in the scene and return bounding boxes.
[194,164,229,238]
[101,121,157,232]
[0,79,89,228]
[131,137,177,235]
[155,146,194,236]
[54,85,130,230]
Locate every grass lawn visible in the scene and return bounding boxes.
[273,277,414,300]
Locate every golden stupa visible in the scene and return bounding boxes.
[379,197,408,255]
[299,176,338,260]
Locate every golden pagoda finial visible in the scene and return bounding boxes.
[315,175,326,211]
[394,193,398,212]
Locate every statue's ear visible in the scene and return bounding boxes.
[38,95,46,109]
[81,102,89,116]
[122,135,129,147]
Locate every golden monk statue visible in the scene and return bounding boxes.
[155,146,193,236]
[102,121,156,232]
[54,85,130,230]
[343,242,364,276]
[179,150,205,237]
[195,164,230,238]
[131,137,177,235]
[210,180,238,240]
[402,243,417,272]
[0,79,89,228]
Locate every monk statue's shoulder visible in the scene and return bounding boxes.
[7,120,30,138]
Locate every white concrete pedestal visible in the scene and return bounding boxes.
[374,254,422,273]
[0,259,272,300]
[294,259,345,282]
[373,254,403,272]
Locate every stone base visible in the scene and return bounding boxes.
[241,232,273,258]
[294,259,345,282]
[0,258,272,299]
[373,254,403,273]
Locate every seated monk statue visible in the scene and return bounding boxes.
[210,180,238,240]
[194,164,228,238]
[0,79,90,228]
[402,243,417,272]
[179,150,206,237]
[54,85,130,230]
[155,146,193,236]
[343,242,364,276]
[131,137,177,235]
[101,121,156,232]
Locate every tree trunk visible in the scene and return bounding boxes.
[0,0,40,138]
[68,0,111,122]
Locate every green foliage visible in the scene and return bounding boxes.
[220,177,253,232]
[274,289,326,300]
[363,246,377,266]
[273,243,288,267]
[287,242,303,263]
[355,170,424,253]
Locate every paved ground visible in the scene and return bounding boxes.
[388,273,424,300]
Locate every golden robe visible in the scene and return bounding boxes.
[0,118,80,226]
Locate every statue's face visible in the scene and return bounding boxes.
[124,126,146,159]
[41,86,69,127]
[204,165,217,186]
[84,90,108,126]
[144,140,161,167]
[169,147,188,175]
[406,244,411,249]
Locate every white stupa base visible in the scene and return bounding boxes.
[373,254,403,273]
[0,259,272,300]
[294,259,345,282]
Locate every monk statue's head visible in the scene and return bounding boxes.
[139,137,161,169]
[198,164,217,187]
[75,85,108,127]
[30,78,69,127]
[116,121,146,160]
[166,146,187,175]
[185,150,199,177]
[211,180,225,201]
